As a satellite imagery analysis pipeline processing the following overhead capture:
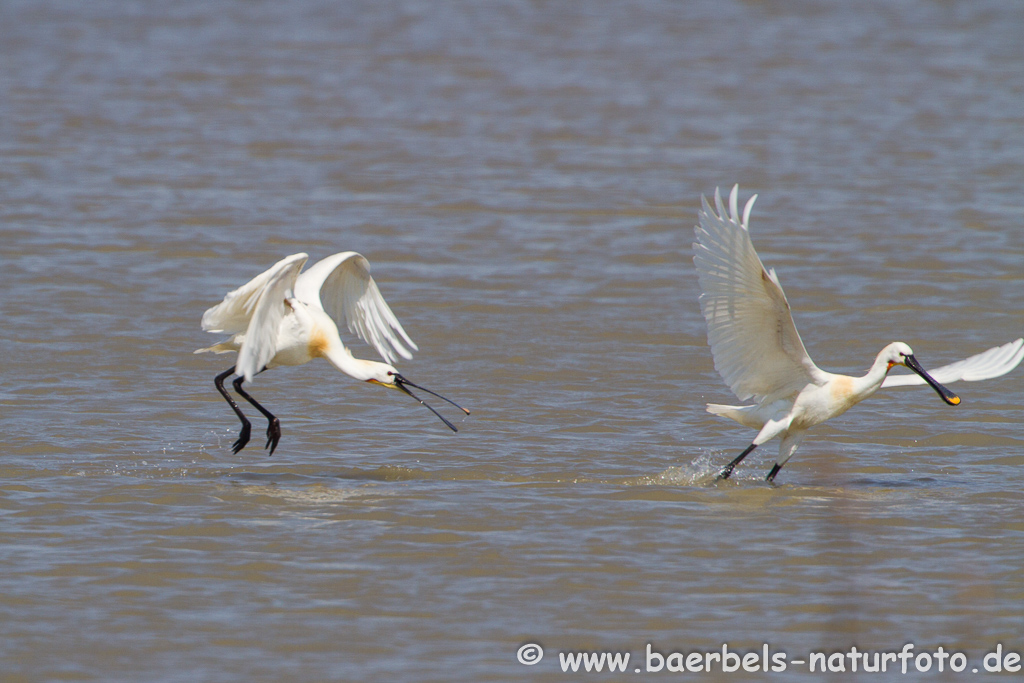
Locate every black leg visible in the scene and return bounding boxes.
[718,443,758,480]
[766,463,783,482]
[215,366,251,454]
[232,376,281,456]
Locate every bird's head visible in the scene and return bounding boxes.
[365,364,471,431]
[363,363,403,388]
[882,342,960,406]
[882,342,915,371]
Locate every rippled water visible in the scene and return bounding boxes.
[2,0,1023,680]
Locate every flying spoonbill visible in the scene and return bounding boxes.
[195,252,469,455]
[693,186,1023,482]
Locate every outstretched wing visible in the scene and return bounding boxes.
[200,253,308,336]
[882,338,1024,388]
[234,255,308,382]
[199,253,308,382]
[294,252,417,364]
[693,185,829,402]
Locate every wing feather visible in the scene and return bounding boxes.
[200,253,308,335]
[693,185,827,402]
[882,338,1024,388]
[234,255,307,382]
[294,252,417,364]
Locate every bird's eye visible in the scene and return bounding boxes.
[387,371,394,376]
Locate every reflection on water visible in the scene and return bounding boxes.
[1,0,1023,680]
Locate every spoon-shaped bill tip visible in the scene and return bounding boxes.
[905,355,961,406]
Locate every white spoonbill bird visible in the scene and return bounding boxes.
[693,186,1024,482]
[195,252,469,455]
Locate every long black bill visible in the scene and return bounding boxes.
[905,354,961,406]
[394,374,470,432]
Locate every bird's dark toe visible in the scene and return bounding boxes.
[265,418,281,456]
[232,423,252,454]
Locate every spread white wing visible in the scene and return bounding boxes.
[693,185,830,402]
[883,338,1024,388]
[294,252,417,364]
[199,253,308,382]
[200,253,307,336]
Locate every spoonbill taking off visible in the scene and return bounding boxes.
[195,252,469,455]
[693,186,1023,482]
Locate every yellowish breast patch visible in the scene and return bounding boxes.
[308,327,330,358]
[830,376,855,403]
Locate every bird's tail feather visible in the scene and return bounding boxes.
[194,342,237,355]
[706,403,764,429]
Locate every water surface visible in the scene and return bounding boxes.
[1,1,1023,680]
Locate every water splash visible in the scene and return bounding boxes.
[628,452,723,487]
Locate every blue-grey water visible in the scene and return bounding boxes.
[1,1,1023,681]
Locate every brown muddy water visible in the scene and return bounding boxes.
[1,1,1023,681]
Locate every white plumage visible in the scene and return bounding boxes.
[693,186,1022,482]
[881,338,1023,388]
[196,252,467,455]
[198,252,416,381]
